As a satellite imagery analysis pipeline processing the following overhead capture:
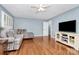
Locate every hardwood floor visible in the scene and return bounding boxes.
[8,36,79,55]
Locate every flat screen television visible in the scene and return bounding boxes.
[59,20,76,32]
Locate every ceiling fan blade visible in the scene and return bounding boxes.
[31,6,39,9]
[42,5,50,8]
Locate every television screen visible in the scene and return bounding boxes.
[59,20,76,32]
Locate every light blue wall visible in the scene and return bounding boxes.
[50,6,79,37]
[14,18,43,36]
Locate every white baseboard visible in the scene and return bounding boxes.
[34,34,55,39]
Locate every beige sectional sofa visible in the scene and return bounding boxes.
[0,28,34,51]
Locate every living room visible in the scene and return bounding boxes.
[0,3,79,55]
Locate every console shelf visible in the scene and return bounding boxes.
[55,32,79,50]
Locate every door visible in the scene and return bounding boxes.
[43,21,49,36]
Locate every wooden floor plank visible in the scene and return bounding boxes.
[8,36,79,55]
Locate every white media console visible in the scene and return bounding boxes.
[55,32,79,50]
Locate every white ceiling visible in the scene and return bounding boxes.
[2,4,79,20]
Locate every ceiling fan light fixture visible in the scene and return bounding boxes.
[31,4,49,13]
[38,7,46,11]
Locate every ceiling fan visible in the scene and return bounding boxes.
[31,4,50,13]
